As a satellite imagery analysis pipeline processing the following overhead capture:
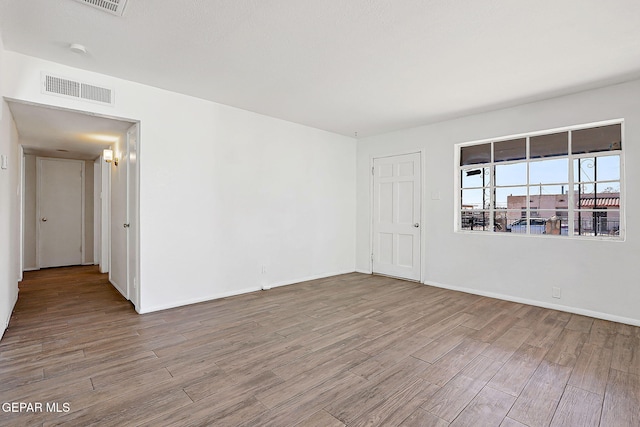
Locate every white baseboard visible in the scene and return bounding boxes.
[110,279,127,300]
[423,279,640,327]
[24,265,94,271]
[139,285,262,314]
[0,291,19,342]
[139,270,356,314]
[355,269,372,274]
[268,269,355,289]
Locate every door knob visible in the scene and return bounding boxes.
[123,223,130,228]
[41,217,47,222]
[414,223,419,228]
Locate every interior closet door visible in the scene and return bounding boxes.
[38,158,84,268]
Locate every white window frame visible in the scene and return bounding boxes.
[455,119,625,240]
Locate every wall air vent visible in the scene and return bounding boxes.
[42,73,115,106]
[80,82,113,104]
[72,0,128,16]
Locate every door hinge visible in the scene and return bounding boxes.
[371,253,374,262]
[371,166,374,175]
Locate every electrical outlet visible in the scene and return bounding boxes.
[552,287,561,299]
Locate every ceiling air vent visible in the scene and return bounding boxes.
[42,73,115,106]
[72,0,128,16]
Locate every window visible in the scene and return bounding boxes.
[458,122,623,238]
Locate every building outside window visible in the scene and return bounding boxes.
[458,121,623,238]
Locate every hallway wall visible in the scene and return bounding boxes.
[0,99,20,339]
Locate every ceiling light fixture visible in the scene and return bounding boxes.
[69,43,87,54]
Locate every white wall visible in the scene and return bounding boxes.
[83,160,94,264]
[99,158,109,274]
[0,30,21,339]
[1,51,356,314]
[93,159,101,266]
[357,79,640,325]
[0,100,20,339]
[23,154,36,269]
[0,108,20,343]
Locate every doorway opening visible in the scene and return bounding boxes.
[7,100,141,311]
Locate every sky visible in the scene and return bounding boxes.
[461,154,620,209]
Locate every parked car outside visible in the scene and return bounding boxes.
[508,218,547,234]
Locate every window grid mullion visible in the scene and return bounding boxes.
[568,130,574,236]
[490,142,494,232]
[526,136,530,234]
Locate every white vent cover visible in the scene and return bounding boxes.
[42,73,115,106]
[72,0,128,16]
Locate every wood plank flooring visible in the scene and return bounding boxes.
[1,266,639,426]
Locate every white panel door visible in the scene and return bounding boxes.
[372,153,421,280]
[110,143,127,298]
[126,124,139,308]
[38,158,83,268]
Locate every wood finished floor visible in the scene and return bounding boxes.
[1,267,639,426]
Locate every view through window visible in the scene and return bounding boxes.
[459,122,623,238]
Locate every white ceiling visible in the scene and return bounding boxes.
[7,101,134,160]
[1,0,640,138]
